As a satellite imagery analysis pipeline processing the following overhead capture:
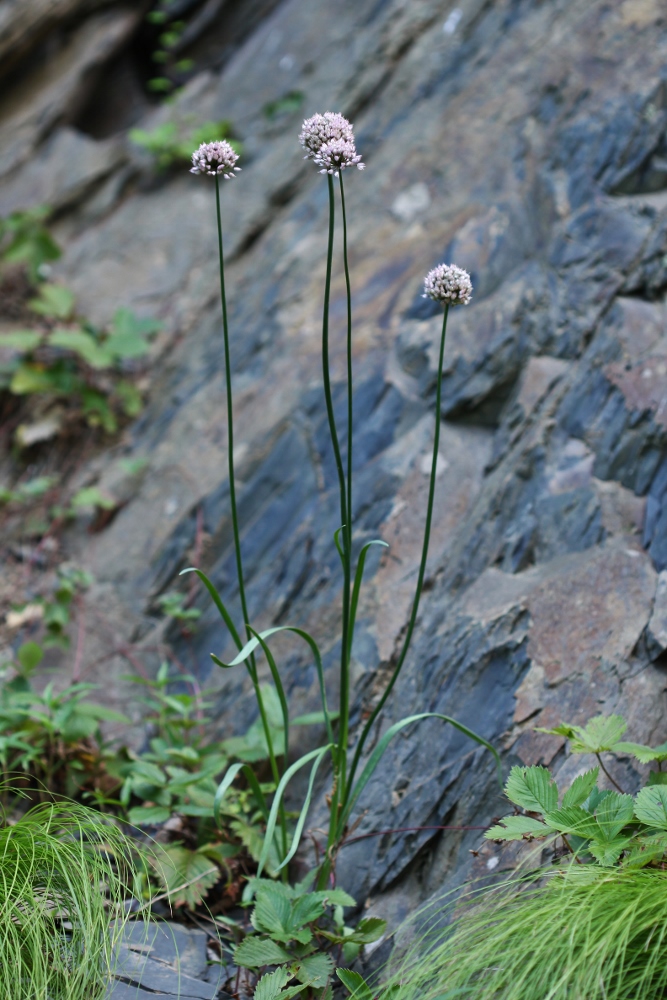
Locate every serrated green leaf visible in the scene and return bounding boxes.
[635,786,667,829]
[562,768,599,808]
[538,714,627,754]
[595,792,634,839]
[505,765,558,813]
[155,845,219,908]
[584,787,613,813]
[615,741,667,764]
[622,833,667,869]
[647,770,667,786]
[255,968,291,1000]
[336,969,373,1000]
[295,953,333,987]
[0,330,43,352]
[234,936,291,968]
[485,815,550,841]
[290,893,327,930]
[49,328,113,369]
[588,836,633,867]
[544,806,600,839]
[252,885,293,937]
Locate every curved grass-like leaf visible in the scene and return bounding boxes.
[215,625,334,745]
[348,540,388,657]
[179,567,243,651]
[258,744,334,876]
[178,566,243,652]
[249,628,290,767]
[213,762,268,827]
[378,867,667,1000]
[334,526,346,564]
[340,713,501,835]
[0,794,147,1000]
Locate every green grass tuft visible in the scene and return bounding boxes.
[382,866,667,1000]
[0,796,144,1000]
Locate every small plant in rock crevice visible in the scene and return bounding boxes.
[0,207,162,449]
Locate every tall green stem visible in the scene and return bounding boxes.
[215,176,251,654]
[320,175,351,849]
[338,172,353,799]
[214,177,284,855]
[343,305,451,817]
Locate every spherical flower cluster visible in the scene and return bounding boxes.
[422,264,473,306]
[314,138,364,177]
[190,140,241,179]
[299,112,354,157]
[299,112,364,175]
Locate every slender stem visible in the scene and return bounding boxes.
[344,305,451,806]
[340,173,353,584]
[215,176,251,650]
[338,172,353,801]
[595,752,625,794]
[321,176,351,812]
[214,178,278,792]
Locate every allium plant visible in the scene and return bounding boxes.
[185,123,497,890]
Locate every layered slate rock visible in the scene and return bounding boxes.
[108,921,221,999]
[2,0,667,933]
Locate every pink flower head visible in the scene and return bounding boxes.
[422,264,472,306]
[299,112,354,159]
[314,138,365,177]
[190,140,241,179]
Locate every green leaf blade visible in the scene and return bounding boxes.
[234,936,292,968]
[505,765,558,813]
[562,768,599,809]
[485,815,550,841]
[635,786,667,829]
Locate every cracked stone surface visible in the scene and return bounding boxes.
[107,921,221,999]
[2,0,667,941]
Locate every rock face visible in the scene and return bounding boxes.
[2,0,667,931]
